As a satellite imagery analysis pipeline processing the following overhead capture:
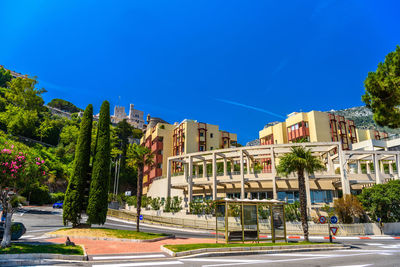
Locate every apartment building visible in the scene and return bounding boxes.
[141,118,237,194]
[259,111,387,148]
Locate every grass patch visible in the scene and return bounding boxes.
[164,241,329,253]
[51,228,168,240]
[0,244,83,255]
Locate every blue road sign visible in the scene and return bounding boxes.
[330,216,338,224]
[377,217,381,222]
[139,215,143,220]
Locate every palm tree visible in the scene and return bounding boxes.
[276,145,325,241]
[126,143,154,232]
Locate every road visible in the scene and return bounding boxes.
[10,206,400,266]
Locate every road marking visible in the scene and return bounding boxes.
[330,265,372,267]
[92,254,166,260]
[28,235,46,240]
[365,243,384,246]
[27,228,60,233]
[92,260,183,267]
[21,235,34,238]
[201,252,379,267]
[183,258,260,263]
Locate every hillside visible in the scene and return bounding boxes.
[330,106,400,136]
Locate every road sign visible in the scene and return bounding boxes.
[330,215,338,224]
[319,216,327,224]
[377,217,381,222]
[139,215,143,221]
[330,226,338,236]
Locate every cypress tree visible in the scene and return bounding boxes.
[63,104,93,227]
[87,100,111,225]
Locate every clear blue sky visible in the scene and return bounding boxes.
[1,1,399,144]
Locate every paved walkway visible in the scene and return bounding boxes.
[46,237,215,255]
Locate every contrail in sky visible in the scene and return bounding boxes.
[215,98,285,119]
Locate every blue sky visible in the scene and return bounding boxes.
[1,1,399,144]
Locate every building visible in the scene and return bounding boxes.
[146,141,400,214]
[0,65,27,79]
[259,111,388,148]
[141,118,237,194]
[110,104,146,130]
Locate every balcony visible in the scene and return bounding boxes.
[151,141,163,151]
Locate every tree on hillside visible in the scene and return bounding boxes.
[358,180,400,222]
[362,45,400,128]
[87,101,111,225]
[63,104,93,227]
[0,142,47,247]
[48,98,82,113]
[126,143,154,232]
[277,145,325,241]
[5,77,46,112]
[0,67,12,88]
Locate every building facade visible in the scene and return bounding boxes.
[141,119,237,194]
[110,104,146,130]
[146,142,400,214]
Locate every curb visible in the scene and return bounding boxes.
[161,243,346,257]
[45,233,175,243]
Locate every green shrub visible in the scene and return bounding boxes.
[22,184,51,205]
[126,196,137,207]
[285,202,301,222]
[164,197,172,212]
[150,197,162,210]
[50,192,65,203]
[204,200,215,215]
[189,201,203,215]
[258,204,270,220]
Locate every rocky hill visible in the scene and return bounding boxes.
[330,106,400,136]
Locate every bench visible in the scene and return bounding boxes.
[228,230,258,241]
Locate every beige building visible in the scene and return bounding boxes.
[147,142,400,212]
[110,104,146,130]
[141,118,237,194]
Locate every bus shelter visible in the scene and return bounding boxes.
[215,199,286,243]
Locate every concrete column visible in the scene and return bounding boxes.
[203,161,207,178]
[195,165,199,178]
[357,160,362,174]
[338,145,351,194]
[230,160,234,173]
[380,160,384,174]
[366,161,371,174]
[240,151,245,199]
[187,156,193,205]
[223,158,227,176]
[327,152,334,173]
[304,171,312,217]
[212,153,217,200]
[246,156,251,175]
[166,159,172,198]
[374,154,381,184]
[271,147,277,199]
[389,160,394,175]
[397,154,400,179]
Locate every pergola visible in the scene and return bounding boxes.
[215,198,286,243]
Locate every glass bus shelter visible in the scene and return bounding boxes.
[215,198,286,243]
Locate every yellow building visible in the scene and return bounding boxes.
[259,111,387,149]
[141,118,237,193]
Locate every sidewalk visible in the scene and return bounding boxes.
[46,236,215,255]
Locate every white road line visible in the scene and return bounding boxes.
[21,235,34,238]
[201,252,379,267]
[28,235,46,240]
[27,228,60,233]
[330,265,372,267]
[183,258,260,263]
[365,243,384,246]
[92,260,183,267]
[92,254,166,260]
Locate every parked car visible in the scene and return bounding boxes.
[53,201,63,209]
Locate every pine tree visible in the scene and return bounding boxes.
[87,101,111,225]
[63,104,93,227]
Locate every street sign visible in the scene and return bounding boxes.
[330,215,338,224]
[319,216,327,224]
[377,217,381,222]
[139,215,143,221]
[330,226,338,236]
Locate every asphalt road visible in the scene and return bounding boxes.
[10,206,400,267]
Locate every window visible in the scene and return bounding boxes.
[224,140,227,144]
[200,132,204,137]
[310,190,333,203]
[199,146,204,151]
[277,191,299,204]
[210,133,214,138]
[210,147,214,150]
[227,193,241,199]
